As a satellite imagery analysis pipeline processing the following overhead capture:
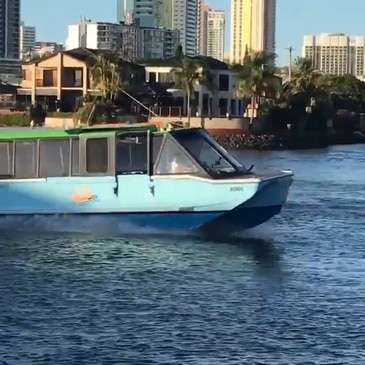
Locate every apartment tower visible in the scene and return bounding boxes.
[198,1,209,55]
[156,0,199,56]
[230,0,276,64]
[20,22,36,60]
[206,9,225,61]
[0,0,21,77]
[117,0,155,26]
[303,33,365,80]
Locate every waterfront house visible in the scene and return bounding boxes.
[139,56,244,117]
[19,47,145,112]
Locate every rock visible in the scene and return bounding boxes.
[213,134,282,150]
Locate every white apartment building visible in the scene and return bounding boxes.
[171,0,198,56]
[207,9,225,61]
[230,0,276,64]
[19,22,36,60]
[303,33,365,80]
[65,21,179,60]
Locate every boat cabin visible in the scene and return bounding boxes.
[0,124,250,180]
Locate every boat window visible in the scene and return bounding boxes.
[152,135,163,164]
[154,137,199,175]
[116,134,147,174]
[86,138,108,173]
[173,131,238,175]
[0,142,13,177]
[71,139,80,175]
[15,141,37,178]
[39,139,70,177]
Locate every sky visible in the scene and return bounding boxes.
[22,0,365,65]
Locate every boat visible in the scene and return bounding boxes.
[0,124,293,233]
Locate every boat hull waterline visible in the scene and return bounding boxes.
[0,172,293,233]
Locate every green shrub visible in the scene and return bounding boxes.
[0,113,29,126]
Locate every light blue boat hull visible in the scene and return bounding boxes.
[0,171,292,234]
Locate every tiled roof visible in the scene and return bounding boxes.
[22,47,143,69]
[139,56,230,70]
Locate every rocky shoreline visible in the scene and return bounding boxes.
[213,132,365,150]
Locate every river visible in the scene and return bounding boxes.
[0,145,364,364]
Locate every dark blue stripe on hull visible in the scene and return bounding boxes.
[0,205,283,233]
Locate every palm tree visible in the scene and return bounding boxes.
[172,46,216,126]
[283,57,324,102]
[234,50,281,124]
[90,52,123,102]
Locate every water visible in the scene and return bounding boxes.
[1,145,365,364]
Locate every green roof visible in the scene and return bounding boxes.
[0,123,159,140]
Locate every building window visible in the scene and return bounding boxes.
[218,74,229,91]
[86,138,108,173]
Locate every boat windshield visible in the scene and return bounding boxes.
[171,129,248,176]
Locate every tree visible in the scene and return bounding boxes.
[320,74,365,100]
[172,47,216,126]
[234,50,281,124]
[90,51,123,102]
[283,57,324,102]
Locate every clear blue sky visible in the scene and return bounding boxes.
[22,0,365,65]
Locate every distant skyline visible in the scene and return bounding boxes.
[21,0,365,65]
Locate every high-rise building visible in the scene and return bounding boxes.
[156,0,198,56]
[65,21,179,60]
[206,9,224,61]
[117,0,156,27]
[0,0,21,77]
[230,0,276,64]
[198,1,209,56]
[20,22,36,60]
[303,33,365,80]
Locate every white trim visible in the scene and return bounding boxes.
[151,172,293,184]
[0,178,47,183]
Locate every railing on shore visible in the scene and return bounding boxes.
[131,105,244,118]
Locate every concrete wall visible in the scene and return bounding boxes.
[149,116,253,129]
[45,117,74,128]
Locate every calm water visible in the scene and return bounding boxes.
[1,145,365,365]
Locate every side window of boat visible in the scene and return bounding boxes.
[86,138,108,173]
[0,142,13,178]
[39,139,71,177]
[152,135,163,165]
[116,133,147,174]
[14,140,37,178]
[154,137,199,175]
